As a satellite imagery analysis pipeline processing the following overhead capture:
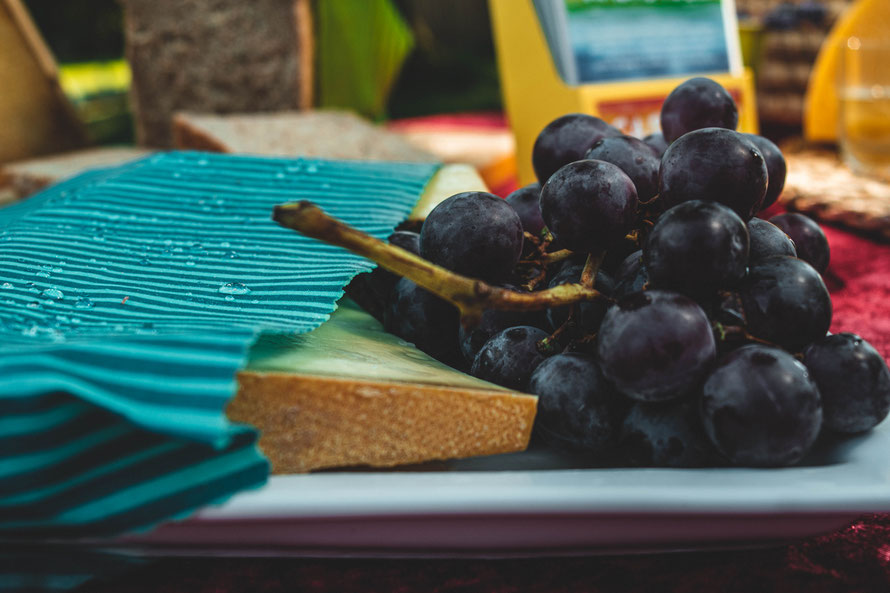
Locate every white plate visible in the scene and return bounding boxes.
[95,421,890,558]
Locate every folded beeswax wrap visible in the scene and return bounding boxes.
[0,152,439,590]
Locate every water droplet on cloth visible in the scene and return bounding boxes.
[218,282,251,295]
[74,297,94,309]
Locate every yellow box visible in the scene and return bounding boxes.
[490,0,759,186]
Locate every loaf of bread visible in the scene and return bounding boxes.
[0,146,152,201]
[173,110,438,163]
[231,164,534,473]
[121,0,313,147]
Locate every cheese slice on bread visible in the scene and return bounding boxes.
[232,300,537,473]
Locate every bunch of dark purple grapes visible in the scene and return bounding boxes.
[354,77,890,469]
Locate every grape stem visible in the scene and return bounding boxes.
[273,201,610,326]
[523,231,545,255]
[538,308,574,353]
[580,250,605,288]
[521,249,573,266]
[716,324,781,349]
[523,266,548,291]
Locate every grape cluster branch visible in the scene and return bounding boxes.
[273,201,610,326]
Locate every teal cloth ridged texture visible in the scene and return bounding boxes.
[0,152,440,543]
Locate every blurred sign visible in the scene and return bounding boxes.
[535,0,744,85]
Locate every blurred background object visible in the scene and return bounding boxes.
[120,0,314,147]
[805,0,890,144]
[736,0,853,141]
[6,0,890,208]
[0,0,87,163]
[171,110,436,162]
[24,0,129,145]
[315,0,413,120]
[836,36,890,180]
[14,0,878,150]
[388,0,501,118]
[0,145,151,202]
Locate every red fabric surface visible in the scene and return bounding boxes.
[823,224,890,360]
[79,515,890,592]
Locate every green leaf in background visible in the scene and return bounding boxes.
[316,0,414,120]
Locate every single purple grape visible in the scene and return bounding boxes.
[644,200,749,297]
[505,183,545,237]
[613,251,650,299]
[747,217,796,263]
[420,191,523,282]
[532,113,621,184]
[738,256,832,352]
[585,135,660,201]
[643,132,669,158]
[701,345,823,467]
[769,212,830,273]
[743,134,787,211]
[596,290,716,402]
[658,128,768,221]
[540,160,639,253]
[529,353,627,457]
[660,77,739,143]
[619,399,718,467]
[804,333,890,433]
[471,326,551,392]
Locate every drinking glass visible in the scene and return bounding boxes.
[838,36,890,180]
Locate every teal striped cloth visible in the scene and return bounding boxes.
[0,152,439,590]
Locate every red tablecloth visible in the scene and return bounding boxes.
[79,516,890,592]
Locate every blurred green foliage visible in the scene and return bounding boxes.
[316,0,415,121]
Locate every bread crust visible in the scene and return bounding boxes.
[171,110,438,162]
[171,113,232,154]
[229,372,537,473]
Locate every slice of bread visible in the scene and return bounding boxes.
[228,164,536,473]
[172,110,438,163]
[0,146,153,200]
[121,0,314,147]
